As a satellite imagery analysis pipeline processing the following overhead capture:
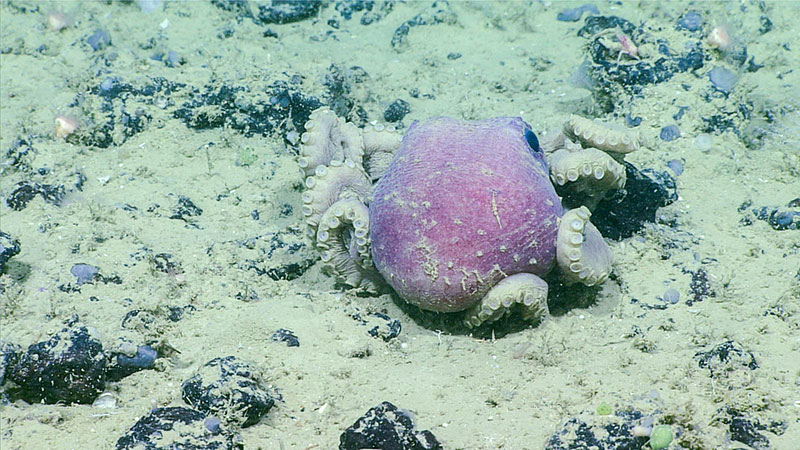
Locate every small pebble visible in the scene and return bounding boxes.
[695,133,713,152]
[87,29,111,51]
[71,263,99,285]
[667,159,684,176]
[660,125,681,141]
[556,4,599,22]
[204,417,222,434]
[166,50,180,67]
[116,345,158,369]
[678,11,703,32]
[92,392,118,409]
[663,288,680,304]
[709,67,737,93]
[100,77,114,92]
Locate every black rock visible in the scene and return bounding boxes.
[695,340,758,378]
[0,341,20,387]
[686,267,716,305]
[721,407,786,449]
[271,328,300,347]
[6,181,65,211]
[0,231,21,273]
[256,0,322,25]
[116,406,243,450]
[352,311,402,341]
[211,0,252,17]
[339,401,441,450]
[6,316,107,404]
[170,195,203,221]
[182,356,276,427]
[237,227,317,282]
[749,204,800,231]
[547,409,650,450]
[174,79,322,137]
[589,163,679,240]
[107,345,159,381]
[384,99,411,122]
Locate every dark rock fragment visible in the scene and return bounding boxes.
[116,406,243,450]
[6,181,65,210]
[590,163,678,240]
[212,0,252,17]
[720,407,786,449]
[352,310,402,341]
[695,340,758,378]
[749,203,800,231]
[0,232,21,273]
[236,228,317,281]
[271,328,300,347]
[686,267,715,305]
[182,356,276,427]
[256,0,322,25]
[170,196,203,221]
[5,316,107,404]
[384,99,411,122]
[174,79,321,137]
[339,401,441,450]
[546,408,650,450]
[107,345,158,381]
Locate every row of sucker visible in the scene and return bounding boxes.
[563,114,641,154]
[361,122,403,181]
[301,159,371,232]
[464,273,550,328]
[556,206,612,286]
[548,147,627,210]
[298,107,364,176]
[316,198,374,287]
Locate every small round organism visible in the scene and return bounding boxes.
[649,424,673,450]
[596,402,613,416]
[55,115,79,139]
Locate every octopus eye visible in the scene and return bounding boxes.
[524,128,541,153]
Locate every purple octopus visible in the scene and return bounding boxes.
[297,108,635,327]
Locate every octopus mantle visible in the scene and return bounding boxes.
[370,117,560,313]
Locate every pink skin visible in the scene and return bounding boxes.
[369,117,563,312]
[616,34,640,64]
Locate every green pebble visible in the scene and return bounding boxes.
[238,147,258,166]
[649,425,673,449]
[596,402,612,415]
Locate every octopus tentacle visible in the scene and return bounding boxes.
[298,107,365,176]
[301,159,371,231]
[556,207,613,286]
[362,122,402,181]
[549,146,626,209]
[563,114,641,155]
[464,273,549,328]
[316,198,377,287]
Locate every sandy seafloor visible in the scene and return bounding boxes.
[1,0,799,449]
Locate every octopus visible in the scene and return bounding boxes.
[296,107,640,327]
